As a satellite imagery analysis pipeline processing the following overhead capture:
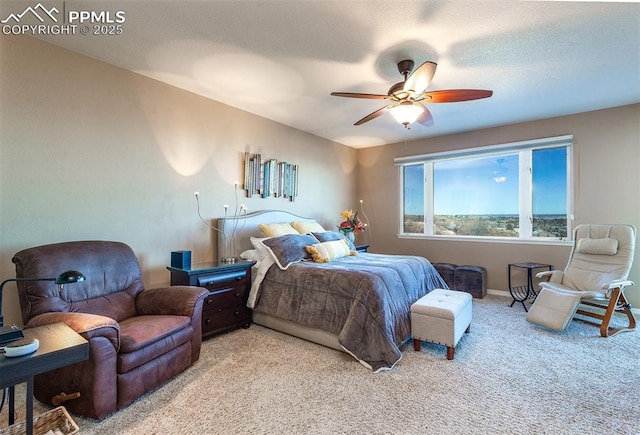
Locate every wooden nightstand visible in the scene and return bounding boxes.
[167,260,254,338]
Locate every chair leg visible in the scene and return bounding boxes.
[578,288,637,337]
[599,289,636,337]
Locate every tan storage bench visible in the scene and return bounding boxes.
[411,289,472,360]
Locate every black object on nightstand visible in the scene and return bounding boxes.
[355,244,370,253]
[168,260,254,338]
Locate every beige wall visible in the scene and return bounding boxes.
[0,36,357,326]
[357,104,640,306]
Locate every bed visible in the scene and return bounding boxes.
[218,210,447,372]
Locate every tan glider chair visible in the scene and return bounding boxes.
[527,224,636,337]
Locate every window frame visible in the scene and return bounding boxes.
[395,135,574,245]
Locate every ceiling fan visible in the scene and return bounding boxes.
[330,60,493,128]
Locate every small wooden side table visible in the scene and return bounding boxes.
[508,262,553,312]
[0,323,88,435]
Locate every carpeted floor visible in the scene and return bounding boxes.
[3,294,640,434]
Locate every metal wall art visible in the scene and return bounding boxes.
[243,152,299,201]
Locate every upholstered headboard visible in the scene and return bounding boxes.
[217,210,316,258]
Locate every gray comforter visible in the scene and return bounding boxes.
[253,253,448,372]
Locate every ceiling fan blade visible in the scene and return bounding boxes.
[416,103,434,127]
[354,105,390,126]
[403,61,437,96]
[331,92,389,100]
[423,89,493,103]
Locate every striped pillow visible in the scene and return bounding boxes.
[305,239,355,263]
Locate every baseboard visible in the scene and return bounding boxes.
[486,288,640,315]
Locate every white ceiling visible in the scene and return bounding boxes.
[8,0,640,148]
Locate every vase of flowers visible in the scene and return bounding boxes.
[338,209,365,244]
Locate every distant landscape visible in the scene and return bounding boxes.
[404,214,567,238]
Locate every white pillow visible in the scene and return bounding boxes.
[240,249,260,262]
[250,237,271,262]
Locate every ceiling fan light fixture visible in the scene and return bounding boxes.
[330,59,491,127]
[390,102,424,127]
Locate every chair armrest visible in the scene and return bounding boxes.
[25,311,120,350]
[136,286,208,318]
[602,279,635,290]
[536,270,563,283]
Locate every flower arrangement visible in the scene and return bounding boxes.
[338,209,366,235]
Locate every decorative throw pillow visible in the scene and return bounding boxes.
[258,223,298,237]
[260,233,319,270]
[311,231,356,251]
[575,237,618,255]
[305,239,355,263]
[291,221,326,234]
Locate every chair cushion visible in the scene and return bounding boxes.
[575,238,618,255]
[117,315,192,373]
[539,281,605,299]
[563,224,635,292]
[562,266,621,293]
[527,288,582,331]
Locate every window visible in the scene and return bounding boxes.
[396,135,573,241]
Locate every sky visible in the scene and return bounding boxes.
[404,147,567,216]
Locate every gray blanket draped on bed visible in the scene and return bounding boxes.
[253,253,448,372]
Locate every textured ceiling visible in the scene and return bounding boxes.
[5,0,640,148]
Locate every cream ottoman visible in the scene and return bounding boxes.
[411,289,472,360]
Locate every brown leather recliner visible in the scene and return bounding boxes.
[12,240,208,420]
